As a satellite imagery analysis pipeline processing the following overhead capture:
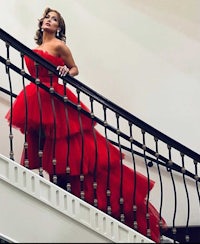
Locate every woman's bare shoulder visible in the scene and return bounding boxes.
[56,40,70,55]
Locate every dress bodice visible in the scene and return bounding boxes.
[24,49,64,82]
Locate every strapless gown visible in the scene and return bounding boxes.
[5,49,167,242]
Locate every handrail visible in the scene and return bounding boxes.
[1,27,200,243]
[0,27,199,163]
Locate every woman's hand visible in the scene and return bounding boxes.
[56,65,70,77]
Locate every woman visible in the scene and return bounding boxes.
[5,7,167,242]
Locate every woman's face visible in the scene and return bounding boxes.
[41,11,60,34]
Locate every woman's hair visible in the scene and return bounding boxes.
[34,7,66,45]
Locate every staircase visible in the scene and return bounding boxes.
[0,154,154,243]
[0,27,200,243]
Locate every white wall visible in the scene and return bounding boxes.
[0,0,200,227]
[1,0,200,152]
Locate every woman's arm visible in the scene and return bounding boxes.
[57,41,79,77]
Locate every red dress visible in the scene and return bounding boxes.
[5,50,167,242]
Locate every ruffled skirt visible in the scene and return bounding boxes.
[5,82,167,242]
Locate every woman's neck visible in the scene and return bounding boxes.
[42,32,56,44]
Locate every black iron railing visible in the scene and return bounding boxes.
[0,27,200,243]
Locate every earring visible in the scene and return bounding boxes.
[41,28,44,32]
[56,29,60,37]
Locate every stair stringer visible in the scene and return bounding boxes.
[0,154,154,243]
